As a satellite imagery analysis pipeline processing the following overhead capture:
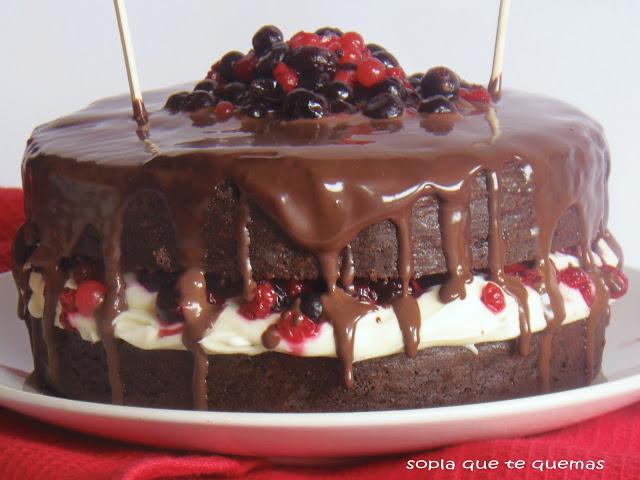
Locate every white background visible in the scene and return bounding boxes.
[0,1,638,266]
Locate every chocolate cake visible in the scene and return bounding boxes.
[11,26,628,412]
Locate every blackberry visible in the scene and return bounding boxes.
[243,103,269,119]
[255,41,289,77]
[418,95,457,114]
[248,77,285,107]
[164,91,189,112]
[215,51,244,82]
[315,27,343,37]
[193,79,217,94]
[323,81,354,103]
[370,78,407,100]
[329,100,358,114]
[299,291,323,322]
[283,88,328,119]
[220,82,248,104]
[363,93,404,119]
[252,25,284,56]
[286,46,338,77]
[372,50,399,69]
[366,43,385,54]
[420,66,460,99]
[182,91,217,112]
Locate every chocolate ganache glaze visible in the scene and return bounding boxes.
[13,81,621,409]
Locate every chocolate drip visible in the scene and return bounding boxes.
[602,229,624,269]
[486,170,531,355]
[340,244,355,294]
[238,194,256,301]
[98,212,127,404]
[41,263,64,384]
[391,215,421,358]
[320,252,375,388]
[438,189,474,303]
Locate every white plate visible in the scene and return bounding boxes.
[1,271,639,460]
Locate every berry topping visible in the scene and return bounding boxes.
[72,259,104,284]
[352,280,379,303]
[273,62,299,92]
[238,281,277,320]
[276,310,320,343]
[166,26,489,119]
[356,58,387,87]
[207,289,225,307]
[558,266,595,306]
[299,291,323,322]
[156,283,184,324]
[420,66,461,99]
[505,263,541,287]
[283,88,327,119]
[60,287,77,312]
[182,91,217,112]
[602,265,628,299]
[363,93,404,119]
[214,100,235,120]
[418,95,458,114]
[481,282,506,314]
[75,280,107,316]
[252,25,284,56]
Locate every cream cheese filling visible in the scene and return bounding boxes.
[26,250,613,362]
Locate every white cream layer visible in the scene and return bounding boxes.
[26,250,613,362]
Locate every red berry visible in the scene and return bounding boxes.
[602,265,628,299]
[356,58,387,87]
[387,66,406,80]
[558,267,595,306]
[459,86,491,103]
[340,32,365,51]
[335,69,356,85]
[232,52,257,82]
[75,280,107,316]
[276,311,320,343]
[72,261,102,284]
[338,44,363,65]
[481,282,506,314]
[60,287,77,312]
[286,279,305,297]
[289,31,320,49]
[504,263,526,274]
[273,62,299,92]
[238,282,277,320]
[214,101,235,120]
[519,269,542,288]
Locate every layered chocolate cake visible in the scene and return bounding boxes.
[12,26,628,411]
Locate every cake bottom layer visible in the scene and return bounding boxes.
[26,312,607,412]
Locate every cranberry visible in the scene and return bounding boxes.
[387,66,406,80]
[289,31,321,49]
[420,67,461,99]
[252,25,284,56]
[602,265,628,299]
[459,86,491,103]
[75,280,107,316]
[356,58,387,87]
[558,267,595,306]
[481,282,506,313]
[232,52,257,82]
[363,93,404,119]
[504,263,527,274]
[214,101,235,120]
[337,44,363,65]
[285,279,305,297]
[276,311,320,343]
[60,287,77,312]
[341,32,365,51]
[273,62,299,92]
[335,68,356,85]
[238,282,277,320]
[164,91,189,112]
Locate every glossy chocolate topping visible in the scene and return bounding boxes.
[15,84,617,409]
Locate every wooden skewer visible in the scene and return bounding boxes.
[113,0,148,125]
[488,0,512,99]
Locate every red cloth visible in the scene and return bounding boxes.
[0,187,638,480]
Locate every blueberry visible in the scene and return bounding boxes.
[407,73,423,89]
[323,81,354,103]
[286,46,338,76]
[405,89,421,109]
[255,41,289,76]
[315,27,343,37]
[353,281,378,303]
[156,283,184,324]
[366,43,385,54]
[298,71,332,92]
[220,82,248,104]
[372,50,399,69]
[300,291,323,322]
[215,51,244,82]
[252,25,284,56]
[243,103,268,119]
[283,88,327,119]
[420,67,460,99]
[164,91,189,112]
[329,100,357,114]
[370,78,407,100]
[182,91,217,112]
[193,79,217,94]
[363,93,404,119]
[248,77,285,106]
[418,95,457,114]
